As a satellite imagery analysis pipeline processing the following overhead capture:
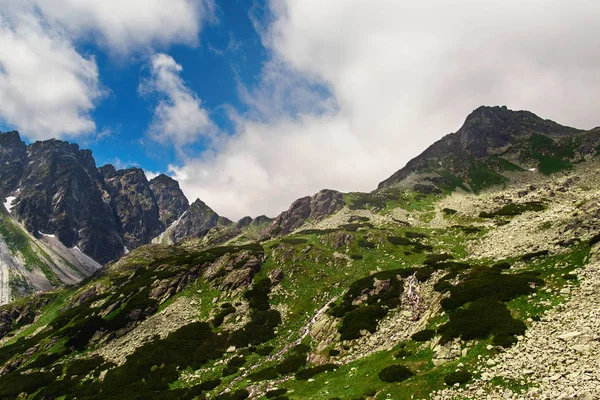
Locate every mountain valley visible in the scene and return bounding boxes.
[0,106,599,399]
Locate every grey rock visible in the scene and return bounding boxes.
[149,174,189,229]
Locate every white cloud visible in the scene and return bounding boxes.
[0,0,215,140]
[172,0,600,220]
[0,11,102,140]
[31,0,215,54]
[141,53,217,147]
[144,170,160,181]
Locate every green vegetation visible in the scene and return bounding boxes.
[521,133,579,174]
[479,201,546,218]
[468,161,509,192]
[378,365,414,383]
[411,329,436,342]
[329,269,411,340]
[444,371,472,386]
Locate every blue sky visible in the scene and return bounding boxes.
[64,1,268,173]
[0,1,598,219]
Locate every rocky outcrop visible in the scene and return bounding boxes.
[100,166,162,250]
[14,140,124,264]
[0,293,56,339]
[264,189,344,237]
[149,174,189,228]
[0,132,26,198]
[167,199,232,243]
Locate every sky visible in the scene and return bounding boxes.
[0,0,599,220]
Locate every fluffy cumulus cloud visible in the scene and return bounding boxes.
[141,53,217,146]
[172,0,600,220]
[0,0,214,140]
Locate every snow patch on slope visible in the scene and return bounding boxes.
[3,196,16,212]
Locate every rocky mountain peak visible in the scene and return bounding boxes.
[378,105,588,190]
[264,189,344,237]
[458,106,581,157]
[149,174,189,228]
[100,166,162,250]
[15,138,124,263]
[0,131,27,197]
[163,198,228,243]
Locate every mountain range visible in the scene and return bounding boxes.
[0,106,599,399]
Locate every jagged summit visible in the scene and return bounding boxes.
[149,174,190,229]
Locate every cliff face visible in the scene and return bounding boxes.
[149,174,189,229]
[100,166,163,250]
[0,131,26,198]
[14,139,124,264]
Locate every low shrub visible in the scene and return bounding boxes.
[405,231,428,239]
[25,352,62,370]
[441,270,543,311]
[433,280,453,293]
[66,356,105,377]
[562,273,578,281]
[222,356,246,376]
[411,329,435,342]
[415,267,435,282]
[340,223,374,232]
[589,233,600,246]
[444,371,472,385]
[424,253,454,265]
[244,278,273,311]
[350,254,364,260]
[492,262,511,270]
[255,346,274,356]
[358,239,376,249]
[479,202,546,218]
[394,348,411,358]
[281,238,308,245]
[266,388,288,398]
[520,250,549,261]
[248,366,279,381]
[295,364,338,380]
[339,304,387,340]
[276,353,307,375]
[0,371,55,398]
[328,349,340,356]
[388,236,413,246]
[438,297,526,344]
[378,365,414,383]
[213,303,236,327]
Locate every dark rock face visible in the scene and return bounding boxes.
[457,106,581,158]
[0,132,27,198]
[100,166,162,250]
[378,106,584,190]
[149,174,189,228]
[170,199,230,243]
[14,140,124,263]
[264,189,344,236]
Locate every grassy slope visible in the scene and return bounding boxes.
[0,170,594,400]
